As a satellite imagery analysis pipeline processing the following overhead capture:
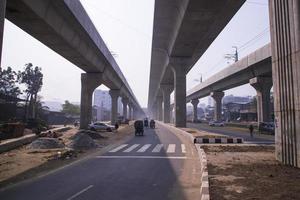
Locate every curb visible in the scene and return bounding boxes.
[194,137,243,144]
[157,122,210,200]
[195,144,210,200]
[0,134,37,153]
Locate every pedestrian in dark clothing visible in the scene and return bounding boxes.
[115,122,119,131]
[249,124,254,138]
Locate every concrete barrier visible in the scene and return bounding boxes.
[0,134,37,153]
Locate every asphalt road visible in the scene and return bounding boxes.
[0,123,201,200]
[188,123,275,144]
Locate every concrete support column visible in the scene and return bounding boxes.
[0,0,6,69]
[161,84,173,123]
[152,103,158,120]
[121,97,128,119]
[128,104,133,120]
[170,104,174,123]
[269,0,300,167]
[191,99,199,122]
[80,73,103,129]
[210,91,224,121]
[171,63,187,127]
[109,89,120,125]
[250,77,273,123]
[157,96,163,121]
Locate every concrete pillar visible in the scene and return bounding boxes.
[269,0,300,167]
[0,0,6,70]
[128,104,133,120]
[161,84,173,123]
[80,73,103,129]
[121,97,128,119]
[109,89,120,125]
[191,99,199,122]
[170,104,174,123]
[157,96,163,121]
[171,63,187,127]
[250,77,273,123]
[152,103,158,120]
[210,91,224,121]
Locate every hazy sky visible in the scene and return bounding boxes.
[1,0,270,107]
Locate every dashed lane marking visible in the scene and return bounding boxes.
[67,185,93,200]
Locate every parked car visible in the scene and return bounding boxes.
[88,122,115,132]
[209,120,225,127]
[258,122,275,135]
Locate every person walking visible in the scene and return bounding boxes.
[249,124,254,138]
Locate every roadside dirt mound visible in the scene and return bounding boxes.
[67,133,97,149]
[28,138,65,149]
[78,130,106,139]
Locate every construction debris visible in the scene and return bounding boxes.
[67,132,97,150]
[28,138,65,149]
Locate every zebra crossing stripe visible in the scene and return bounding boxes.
[181,144,186,153]
[109,144,128,152]
[123,144,140,152]
[167,144,176,153]
[152,144,164,152]
[137,144,152,152]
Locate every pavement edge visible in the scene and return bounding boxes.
[157,122,210,200]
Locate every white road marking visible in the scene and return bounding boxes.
[137,144,152,152]
[67,185,93,200]
[167,144,176,153]
[109,144,128,152]
[181,144,186,153]
[152,144,164,152]
[123,144,140,152]
[96,156,187,159]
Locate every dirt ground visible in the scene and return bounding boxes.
[202,145,300,200]
[0,124,134,188]
[180,127,228,138]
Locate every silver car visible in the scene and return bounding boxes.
[88,122,115,132]
[209,121,225,127]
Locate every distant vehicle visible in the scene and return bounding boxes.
[150,120,155,129]
[88,122,115,132]
[144,118,149,127]
[258,122,275,135]
[209,120,225,127]
[134,120,144,136]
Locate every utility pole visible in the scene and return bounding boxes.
[225,46,238,63]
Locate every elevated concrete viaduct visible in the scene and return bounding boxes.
[187,44,272,123]
[148,0,246,127]
[1,0,144,128]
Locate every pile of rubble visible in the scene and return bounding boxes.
[78,129,105,139]
[67,132,97,150]
[27,138,64,149]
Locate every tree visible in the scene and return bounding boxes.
[0,67,21,97]
[61,100,80,116]
[18,63,43,120]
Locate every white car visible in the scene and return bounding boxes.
[209,121,225,127]
[88,122,115,132]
